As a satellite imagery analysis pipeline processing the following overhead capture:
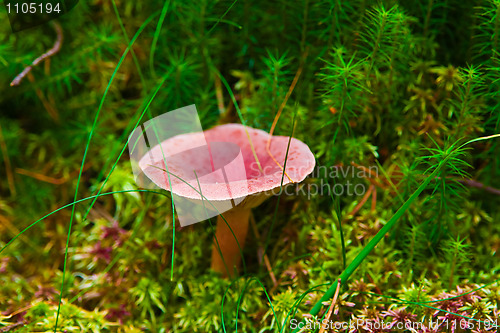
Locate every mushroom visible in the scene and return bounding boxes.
[138,123,315,277]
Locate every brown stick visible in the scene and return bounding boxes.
[15,163,92,185]
[455,178,500,196]
[10,21,63,86]
[0,322,24,332]
[345,184,374,220]
[371,186,377,211]
[211,208,250,278]
[319,278,342,333]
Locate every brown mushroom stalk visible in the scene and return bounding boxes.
[211,208,250,277]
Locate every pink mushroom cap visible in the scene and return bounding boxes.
[139,123,315,203]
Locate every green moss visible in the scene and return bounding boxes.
[0,0,499,331]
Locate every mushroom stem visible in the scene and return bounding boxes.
[211,208,250,277]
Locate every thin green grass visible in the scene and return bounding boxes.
[221,275,282,333]
[150,0,170,78]
[54,12,160,332]
[111,0,147,88]
[263,104,299,259]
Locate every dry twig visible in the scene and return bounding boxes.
[318,278,342,333]
[10,21,63,87]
